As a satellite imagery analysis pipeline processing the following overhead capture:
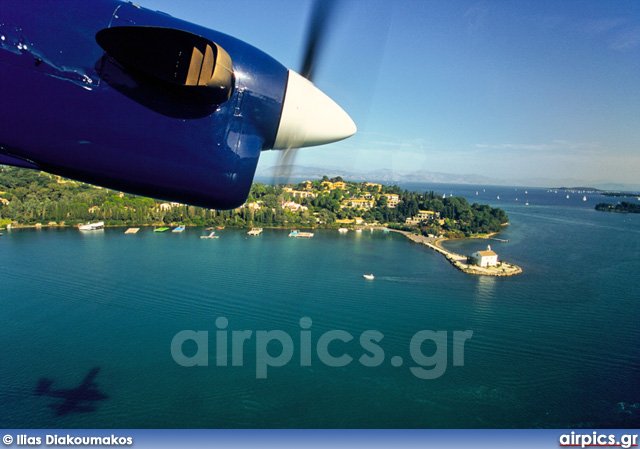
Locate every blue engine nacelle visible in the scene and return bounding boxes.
[0,0,355,209]
[0,0,287,209]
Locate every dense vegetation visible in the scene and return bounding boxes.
[595,202,640,213]
[0,167,508,237]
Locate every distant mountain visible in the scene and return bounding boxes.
[592,182,640,192]
[255,164,640,191]
[256,165,501,186]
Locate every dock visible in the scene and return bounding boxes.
[154,227,169,232]
[390,230,522,276]
[125,228,140,234]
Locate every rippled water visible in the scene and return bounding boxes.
[0,186,639,428]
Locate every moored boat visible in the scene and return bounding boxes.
[290,230,314,238]
[78,221,104,230]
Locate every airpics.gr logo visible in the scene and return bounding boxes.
[559,432,638,448]
[170,317,473,379]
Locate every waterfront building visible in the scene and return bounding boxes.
[383,194,400,208]
[364,182,382,192]
[321,181,346,190]
[342,198,375,209]
[281,201,308,212]
[472,246,498,267]
[406,210,440,225]
[243,202,262,210]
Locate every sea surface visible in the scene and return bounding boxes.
[1,184,639,428]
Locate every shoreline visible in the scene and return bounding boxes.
[3,224,522,276]
[389,229,522,277]
[2,223,334,230]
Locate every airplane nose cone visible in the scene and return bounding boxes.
[273,70,356,149]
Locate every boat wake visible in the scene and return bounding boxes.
[374,276,429,284]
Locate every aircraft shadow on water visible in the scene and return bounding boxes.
[35,367,109,416]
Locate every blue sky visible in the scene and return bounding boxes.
[136,0,639,187]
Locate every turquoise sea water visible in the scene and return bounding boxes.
[0,185,639,428]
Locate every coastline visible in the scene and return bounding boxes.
[2,223,329,230]
[389,229,522,277]
[3,223,522,276]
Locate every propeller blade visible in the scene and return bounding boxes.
[272,0,351,185]
[299,0,337,81]
[272,147,299,186]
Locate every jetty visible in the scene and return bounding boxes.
[124,228,140,234]
[390,230,522,277]
[154,227,169,233]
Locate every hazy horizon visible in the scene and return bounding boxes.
[254,161,640,191]
[136,0,639,189]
